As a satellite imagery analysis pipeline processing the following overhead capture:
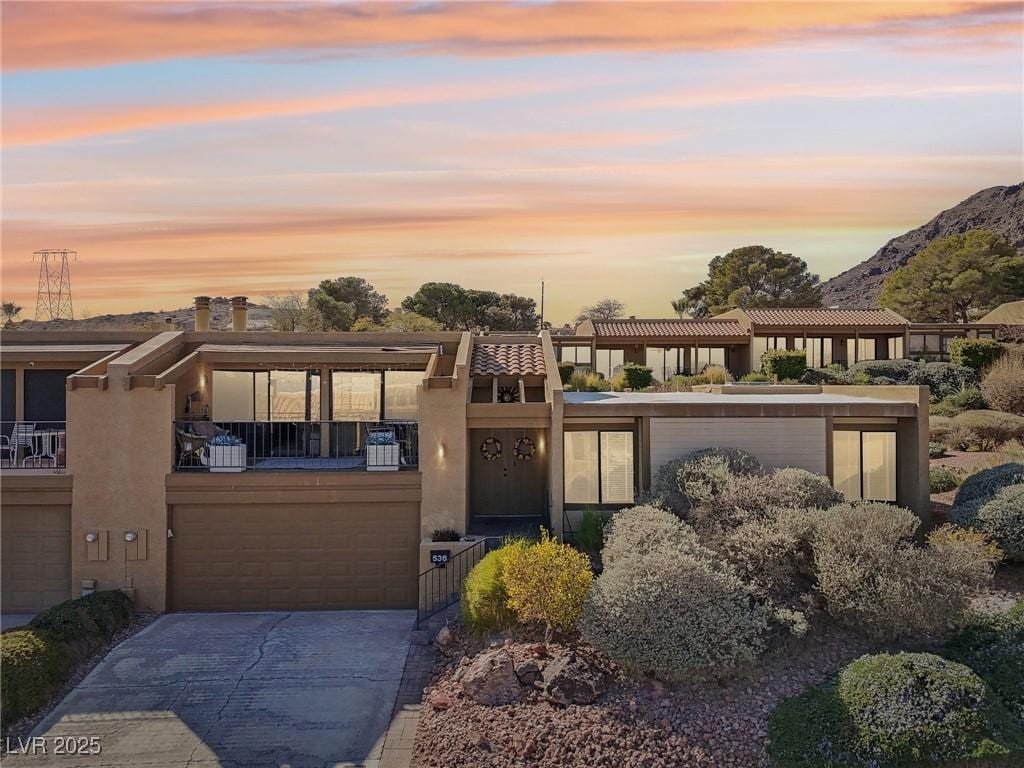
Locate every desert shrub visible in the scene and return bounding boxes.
[952,410,1024,450]
[933,387,989,417]
[567,371,611,392]
[621,362,654,390]
[581,544,770,682]
[837,653,1022,765]
[929,415,954,442]
[812,502,995,640]
[950,337,1005,371]
[954,462,1024,507]
[0,628,72,726]
[29,590,133,662]
[951,483,1024,560]
[703,364,733,383]
[556,361,574,385]
[648,447,762,515]
[848,358,921,382]
[761,349,807,381]
[502,530,592,641]
[926,525,1003,585]
[930,465,961,493]
[943,604,1024,721]
[929,441,946,459]
[675,447,763,512]
[739,371,770,382]
[574,508,611,555]
[917,361,982,401]
[800,364,849,385]
[431,527,461,542]
[981,356,1024,416]
[601,504,707,569]
[460,540,528,634]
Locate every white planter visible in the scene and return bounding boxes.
[366,443,400,471]
[207,443,247,472]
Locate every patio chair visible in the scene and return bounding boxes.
[175,428,209,468]
[2,423,39,467]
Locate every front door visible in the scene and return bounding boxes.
[469,428,547,518]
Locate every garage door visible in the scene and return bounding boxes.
[169,502,419,611]
[1,506,71,612]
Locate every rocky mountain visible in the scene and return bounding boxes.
[821,182,1024,308]
[12,297,275,331]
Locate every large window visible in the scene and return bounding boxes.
[595,349,624,380]
[558,345,592,366]
[833,430,896,502]
[563,430,634,505]
[645,347,686,381]
[752,336,787,370]
[331,372,381,422]
[384,371,421,420]
[887,336,905,360]
[847,338,877,364]
[693,346,726,373]
[795,337,833,368]
[212,370,319,421]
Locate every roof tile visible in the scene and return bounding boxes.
[740,308,906,326]
[591,319,747,338]
[471,343,546,377]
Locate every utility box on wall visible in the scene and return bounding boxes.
[125,529,148,561]
[85,530,108,561]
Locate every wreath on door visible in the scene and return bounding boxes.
[513,436,536,462]
[480,436,503,461]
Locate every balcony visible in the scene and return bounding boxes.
[1,421,67,473]
[173,420,418,472]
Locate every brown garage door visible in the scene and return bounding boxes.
[169,501,419,611]
[2,506,71,613]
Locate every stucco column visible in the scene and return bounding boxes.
[230,296,248,332]
[194,296,211,332]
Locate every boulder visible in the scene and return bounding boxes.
[540,654,607,706]
[460,649,522,706]
[433,625,458,654]
[515,659,543,686]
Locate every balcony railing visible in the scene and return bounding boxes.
[173,420,418,472]
[1,421,67,472]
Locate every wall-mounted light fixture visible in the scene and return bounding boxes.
[85,532,98,543]
[124,531,138,543]
[438,441,446,459]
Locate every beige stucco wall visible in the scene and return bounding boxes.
[67,385,176,611]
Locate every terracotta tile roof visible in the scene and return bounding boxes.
[739,308,907,326]
[591,319,747,338]
[471,343,546,377]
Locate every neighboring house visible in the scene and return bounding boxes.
[1,298,934,617]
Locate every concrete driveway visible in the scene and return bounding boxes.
[6,611,415,768]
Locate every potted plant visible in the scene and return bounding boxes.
[207,433,247,472]
[366,427,400,471]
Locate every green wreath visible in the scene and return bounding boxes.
[480,436,502,462]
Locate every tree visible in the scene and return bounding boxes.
[482,293,539,331]
[574,297,625,325]
[401,283,538,330]
[879,230,1024,323]
[675,246,822,317]
[305,288,356,330]
[263,294,309,332]
[351,309,441,332]
[1,301,23,327]
[309,277,389,325]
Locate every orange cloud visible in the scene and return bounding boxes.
[3,2,1020,72]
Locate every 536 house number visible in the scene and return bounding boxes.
[4,736,102,755]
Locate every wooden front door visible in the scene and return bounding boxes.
[469,428,548,517]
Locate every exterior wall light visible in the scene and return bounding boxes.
[124,531,138,542]
[85,532,98,543]
[438,441,446,458]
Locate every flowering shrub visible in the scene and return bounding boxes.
[981,356,1024,416]
[502,529,592,641]
[647,447,761,515]
[951,483,1024,560]
[954,463,1024,507]
[943,604,1024,721]
[601,504,706,569]
[581,544,770,682]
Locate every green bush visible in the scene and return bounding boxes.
[556,361,574,385]
[29,590,133,662]
[460,540,527,634]
[621,362,653,390]
[981,357,1024,416]
[950,337,1005,371]
[936,387,989,417]
[581,543,770,682]
[431,527,461,542]
[951,484,1024,560]
[1,628,72,726]
[918,362,982,401]
[601,504,706,569]
[929,441,946,459]
[930,415,954,442]
[943,604,1024,721]
[801,364,850,385]
[567,371,611,392]
[812,502,996,640]
[574,508,611,555]
[648,447,762,515]
[848,358,921,382]
[702,364,733,384]
[930,465,961,493]
[739,371,771,382]
[761,349,807,380]
[675,447,763,513]
[954,463,1024,507]
[952,410,1024,450]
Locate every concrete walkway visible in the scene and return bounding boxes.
[6,611,415,768]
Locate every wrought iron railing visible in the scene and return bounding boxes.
[1,421,67,472]
[173,420,418,471]
[416,538,488,628]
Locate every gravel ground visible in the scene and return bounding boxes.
[0,612,158,749]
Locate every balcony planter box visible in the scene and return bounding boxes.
[207,443,247,472]
[366,443,400,471]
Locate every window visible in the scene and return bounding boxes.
[384,371,420,420]
[212,370,320,421]
[909,334,925,353]
[832,430,896,502]
[645,347,685,382]
[888,336,904,360]
[563,430,635,505]
[559,345,592,366]
[796,337,832,368]
[694,346,726,372]
[595,348,624,380]
[752,336,787,370]
[331,372,381,422]
[846,338,877,364]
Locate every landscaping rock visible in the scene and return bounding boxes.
[460,649,522,706]
[515,659,543,686]
[540,653,607,706]
[434,625,458,654]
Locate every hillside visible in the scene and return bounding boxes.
[821,182,1024,308]
[12,297,275,331]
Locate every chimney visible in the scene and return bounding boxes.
[230,296,248,332]
[194,296,211,331]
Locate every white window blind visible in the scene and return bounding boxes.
[600,432,634,504]
[862,432,896,502]
[564,431,599,504]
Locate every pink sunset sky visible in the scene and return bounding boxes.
[2,1,1022,324]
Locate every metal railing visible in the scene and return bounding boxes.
[1,421,67,472]
[416,538,488,628]
[173,420,418,471]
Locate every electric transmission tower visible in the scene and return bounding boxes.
[34,249,76,320]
